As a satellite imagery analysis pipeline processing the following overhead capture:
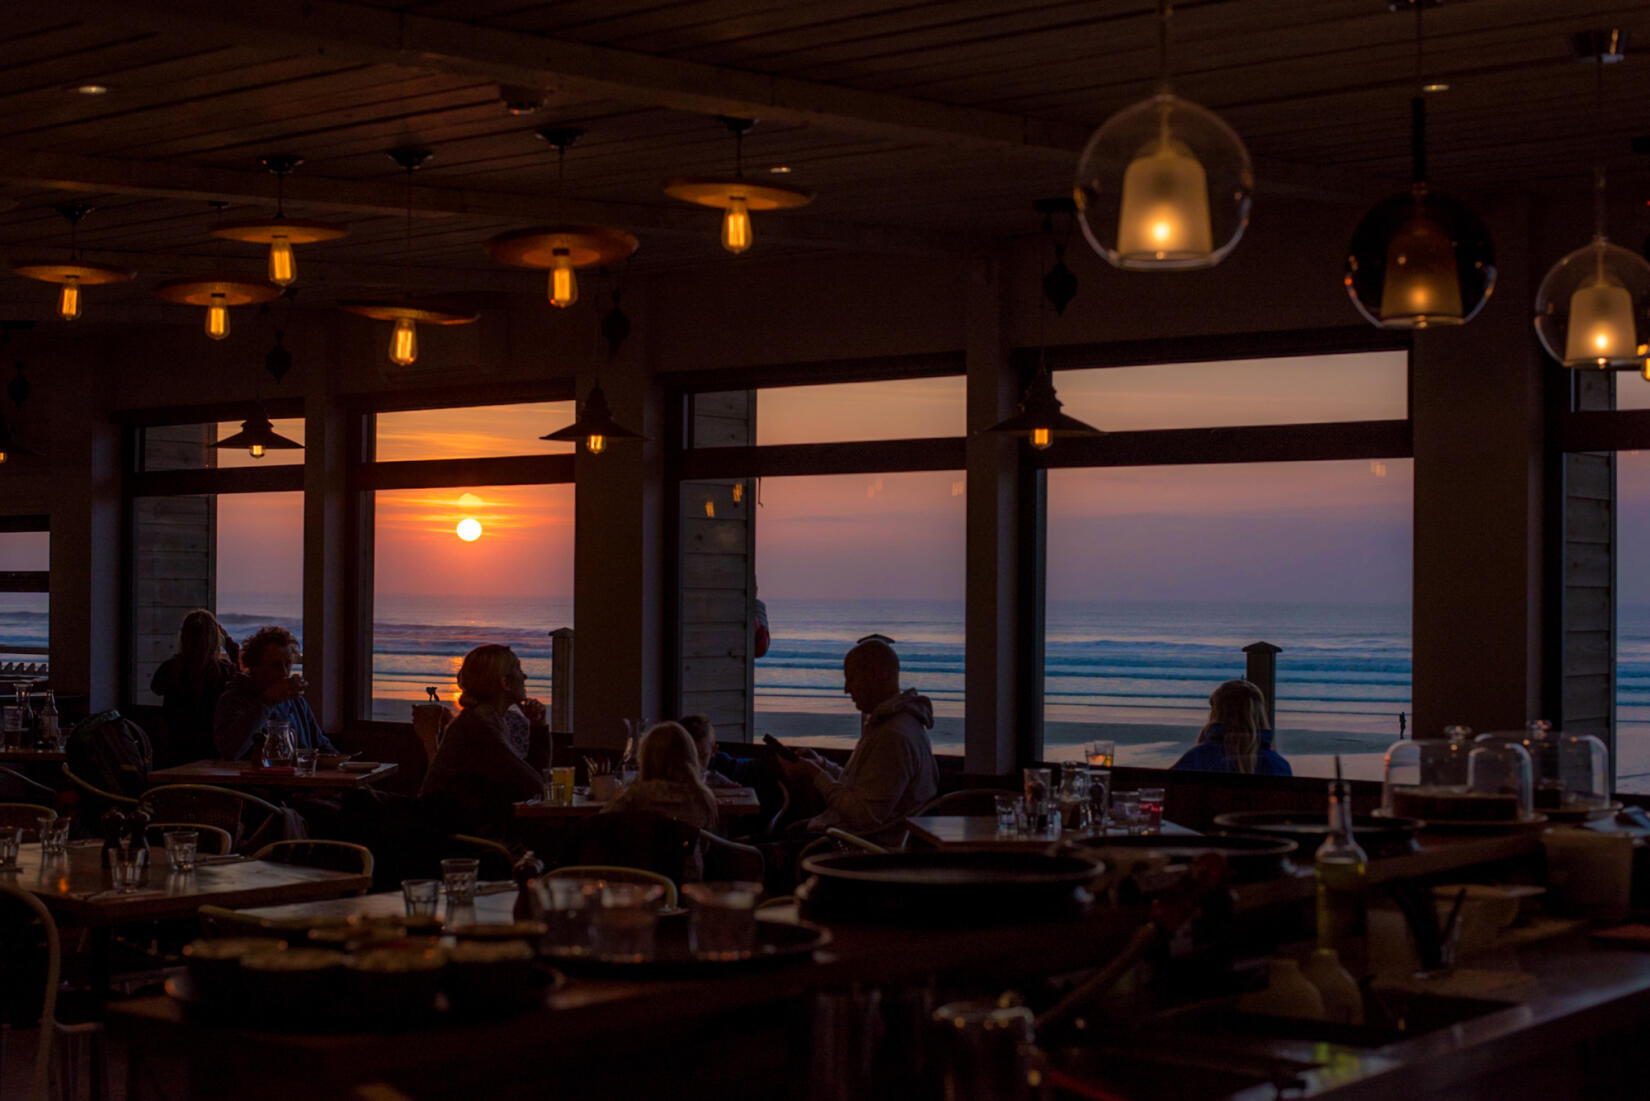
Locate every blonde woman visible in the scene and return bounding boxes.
[419,645,545,837]
[604,721,720,878]
[1170,679,1292,776]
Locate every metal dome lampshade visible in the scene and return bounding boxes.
[1074,2,1252,271]
[985,367,1102,451]
[11,203,134,320]
[541,384,645,455]
[213,410,302,461]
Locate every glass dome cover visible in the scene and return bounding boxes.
[1466,739,1533,821]
[1381,724,1473,815]
[1476,721,1607,811]
[1074,93,1253,272]
[1345,185,1496,329]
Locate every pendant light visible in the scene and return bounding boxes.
[10,203,134,319]
[1345,1,1495,329]
[663,117,814,254]
[541,383,646,455]
[339,150,478,365]
[987,202,1103,450]
[485,128,638,308]
[157,202,280,339]
[212,409,302,460]
[1074,0,1252,270]
[211,155,347,287]
[1534,30,1650,369]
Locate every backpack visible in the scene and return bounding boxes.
[65,710,153,799]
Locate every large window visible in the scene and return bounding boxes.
[0,521,48,671]
[354,397,575,722]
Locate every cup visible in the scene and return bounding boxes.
[589,774,621,803]
[1022,768,1057,836]
[551,766,576,806]
[993,793,1022,834]
[0,826,19,871]
[539,875,601,954]
[1112,792,1144,836]
[38,816,69,856]
[1137,787,1166,834]
[1086,768,1111,828]
[684,881,762,959]
[402,878,441,918]
[110,849,143,892]
[590,881,665,960]
[163,829,199,872]
[1058,770,1093,832]
[1085,741,1116,769]
[294,747,318,776]
[440,857,480,906]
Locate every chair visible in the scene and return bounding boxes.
[0,803,54,840]
[545,865,678,910]
[143,822,233,856]
[0,882,59,1101]
[556,808,698,885]
[767,780,793,835]
[252,840,375,880]
[912,788,1010,818]
[60,762,139,807]
[0,766,58,801]
[825,827,888,854]
[699,830,765,883]
[143,784,282,852]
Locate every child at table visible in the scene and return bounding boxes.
[603,722,719,877]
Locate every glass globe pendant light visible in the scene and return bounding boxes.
[1534,30,1650,370]
[1074,0,1252,270]
[1346,1,1495,329]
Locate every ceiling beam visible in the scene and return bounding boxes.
[0,147,975,256]
[69,0,1389,204]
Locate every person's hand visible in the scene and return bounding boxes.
[796,747,826,767]
[263,675,306,703]
[519,697,547,725]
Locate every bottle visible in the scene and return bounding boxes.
[1315,775,1370,975]
[1302,947,1364,1025]
[37,690,59,751]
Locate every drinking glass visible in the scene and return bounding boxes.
[38,816,69,856]
[1085,741,1116,769]
[1086,768,1111,832]
[539,875,601,954]
[590,881,665,961]
[163,829,199,872]
[993,794,1022,834]
[293,747,318,776]
[1021,768,1056,837]
[110,846,143,892]
[1137,787,1166,835]
[683,881,762,960]
[440,857,480,905]
[401,878,441,918]
[1058,770,1093,832]
[0,826,19,871]
[545,766,576,806]
[261,721,295,768]
[1112,792,1144,836]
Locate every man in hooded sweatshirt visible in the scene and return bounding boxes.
[775,637,939,847]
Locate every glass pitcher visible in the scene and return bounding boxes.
[261,721,296,768]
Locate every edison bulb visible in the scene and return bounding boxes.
[0,449,8,464]
[206,297,230,341]
[58,278,81,321]
[549,249,578,308]
[268,236,296,286]
[1031,427,1052,450]
[249,443,265,459]
[721,197,752,254]
[389,317,418,366]
[456,517,483,542]
[585,433,606,455]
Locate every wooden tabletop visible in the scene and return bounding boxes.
[147,758,399,790]
[905,815,1196,849]
[4,840,372,924]
[515,785,762,821]
[0,747,65,763]
[239,887,519,927]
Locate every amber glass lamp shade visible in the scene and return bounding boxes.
[1534,238,1650,368]
[1075,93,1252,271]
[1345,185,1495,329]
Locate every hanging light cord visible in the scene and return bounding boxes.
[275,168,286,220]
[1156,0,1172,93]
[734,125,746,179]
[1591,49,1607,240]
[402,164,415,295]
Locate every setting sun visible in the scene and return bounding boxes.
[456,517,483,542]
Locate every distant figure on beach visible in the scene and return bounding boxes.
[1170,679,1292,776]
[151,609,239,765]
[775,637,939,846]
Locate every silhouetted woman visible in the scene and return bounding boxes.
[1170,679,1292,776]
[150,609,239,765]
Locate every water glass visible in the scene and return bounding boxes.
[1137,787,1166,835]
[683,881,762,960]
[163,829,199,872]
[0,826,19,871]
[401,878,441,918]
[539,875,601,954]
[293,747,318,776]
[1085,741,1116,769]
[590,881,665,961]
[1058,770,1093,832]
[110,848,143,892]
[1112,791,1144,836]
[993,793,1023,834]
[38,816,69,856]
[1021,768,1057,837]
[440,857,480,905]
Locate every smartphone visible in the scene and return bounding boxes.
[763,733,799,762]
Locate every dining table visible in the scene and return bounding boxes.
[514,785,763,823]
[904,814,1197,850]
[0,746,66,763]
[237,885,519,927]
[146,758,399,790]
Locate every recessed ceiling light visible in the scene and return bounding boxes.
[1422,82,1450,93]
[768,165,793,174]
[72,84,109,96]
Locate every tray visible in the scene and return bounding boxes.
[798,850,1101,925]
[1376,810,1549,833]
[543,917,829,976]
[1542,801,1623,824]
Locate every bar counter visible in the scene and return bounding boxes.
[108,832,1646,1100]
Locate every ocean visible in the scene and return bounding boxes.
[5,589,1646,792]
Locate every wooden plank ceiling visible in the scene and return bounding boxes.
[0,0,1645,317]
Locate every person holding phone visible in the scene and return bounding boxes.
[773,637,939,847]
[212,625,337,760]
